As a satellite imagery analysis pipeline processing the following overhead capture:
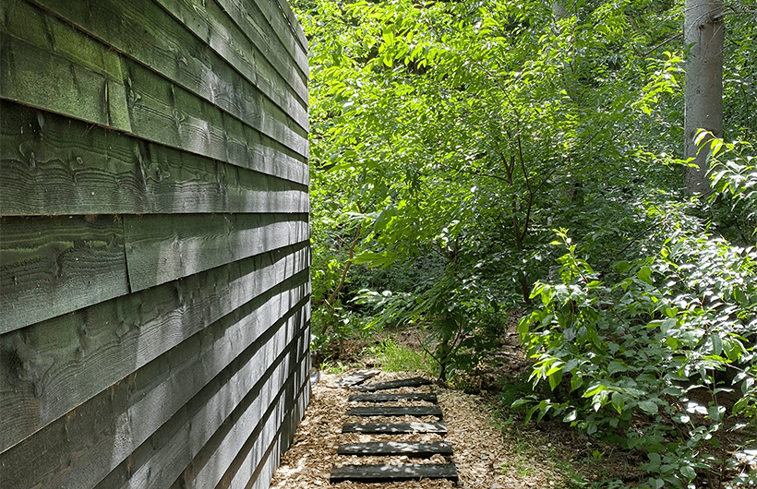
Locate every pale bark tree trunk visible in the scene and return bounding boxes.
[683,0,724,195]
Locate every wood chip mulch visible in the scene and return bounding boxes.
[269,370,532,489]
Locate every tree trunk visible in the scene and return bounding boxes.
[683,0,724,195]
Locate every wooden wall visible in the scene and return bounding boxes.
[0,0,311,488]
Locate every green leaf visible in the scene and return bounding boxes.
[637,266,653,285]
[608,360,628,375]
[711,333,723,356]
[680,465,696,481]
[548,369,564,391]
[639,400,658,415]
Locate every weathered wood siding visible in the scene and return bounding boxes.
[0,0,310,487]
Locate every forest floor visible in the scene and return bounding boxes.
[269,325,647,489]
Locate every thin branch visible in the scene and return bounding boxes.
[640,32,683,57]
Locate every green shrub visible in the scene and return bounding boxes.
[518,218,757,487]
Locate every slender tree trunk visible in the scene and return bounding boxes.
[683,0,724,195]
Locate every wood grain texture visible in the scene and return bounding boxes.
[90,315,309,489]
[215,0,309,87]
[219,344,311,489]
[0,215,129,334]
[0,2,310,489]
[0,278,308,489]
[341,422,448,434]
[0,101,309,216]
[0,0,131,131]
[155,0,308,110]
[337,441,453,457]
[123,212,309,291]
[345,406,443,418]
[25,0,308,132]
[0,244,309,453]
[121,56,308,161]
[348,393,438,403]
[245,371,310,489]
[330,463,459,483]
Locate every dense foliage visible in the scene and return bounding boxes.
[295,0,757,485]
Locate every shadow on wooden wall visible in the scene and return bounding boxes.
[0,0,311,488]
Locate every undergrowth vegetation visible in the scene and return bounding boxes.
[295,0,757,485]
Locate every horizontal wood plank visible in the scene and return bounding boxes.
[348,393,438,403]
[333,370,380,387]
[220,351,311,489]
[337,441,453,457]
[216,0,309,84]
[0,244,309,453]
[0,215,129,334]
[330,464,458,483]
[0,287,309,489]
[93,319,309,489]
[356,377,433,392]
[152,0,309,126]
[345,406,443,418]
[0,101,308,216]
[123,213,308,291]
[25,0,308,132]
[0,34,127,132]
[341,422,447,435]
[121,56,308,160]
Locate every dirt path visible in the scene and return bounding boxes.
[269,370,555,489]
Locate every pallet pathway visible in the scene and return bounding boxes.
[330,375,459,484]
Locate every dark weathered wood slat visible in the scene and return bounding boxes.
[0,215,129,334]
[123,213,308,291]
[356,377,433,392]
[341,422,447,434]
[337,441,453,457]
[0,245,309,453]
[346,406,443,418]
[7,0,309,157]
[330,464,459,483]
[349,393,438,403]
[215,0,309,86]
[111,323,310,489]
[153,0,309,122]
[334,370,380,387]
[25,0,308,132]
[122,55,308,160]
[0,102,309,217]
[0,33,128,132]
[0,297,310,489]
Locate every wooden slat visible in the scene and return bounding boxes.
[213,0,309,93]
[123,213,309,291]
[0,33,128,132]
[356,377,433,392]
[0,290,309,489]
[345,406,443,419]
[271,0,309,55]
[121,56,308,160]
[0,101,309,216]
[330,464,458,483]
[206,353,310,489]
[337,441,453,457]
[91,318,309,489]
[0,215,129,334]
[0,244,309,453]
[341,422,447,435]
[333,370,380,387]
[348,393,438,403]
[25,0,308,132]
[153,0,309,123]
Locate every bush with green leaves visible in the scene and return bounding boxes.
[517,213,757,487]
